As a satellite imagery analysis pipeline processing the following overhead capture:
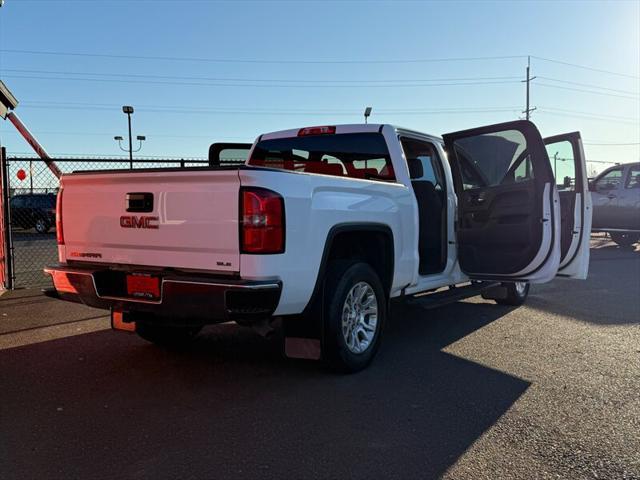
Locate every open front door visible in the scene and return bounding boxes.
[443,120,560,283]
[544,132,592,279]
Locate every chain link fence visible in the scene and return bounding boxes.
[4,154,245,288]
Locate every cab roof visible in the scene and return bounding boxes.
[258,123,443,144]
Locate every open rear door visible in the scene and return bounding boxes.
[443,120,560,283]
[544,132,592,279]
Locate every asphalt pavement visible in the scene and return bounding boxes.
[0,238,638,479]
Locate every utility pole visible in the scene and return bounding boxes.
[523,56,537,120]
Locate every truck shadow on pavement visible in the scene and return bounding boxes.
[528,245,640,325]
[0,300,528,480]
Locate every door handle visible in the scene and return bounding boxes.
[467,192,486,205]
[607,194,616,199]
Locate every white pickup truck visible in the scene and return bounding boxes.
[45,121,592,372]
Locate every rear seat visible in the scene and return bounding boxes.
[304,162,344,176]
[353,168,378,179]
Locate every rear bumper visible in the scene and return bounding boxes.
[44,264,282,326]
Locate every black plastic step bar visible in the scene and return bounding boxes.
[403,281,500,310]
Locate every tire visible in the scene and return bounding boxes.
[322,261,386,373]
[609,232,639,248]
[136,321,202,348]
[495,281,530,306]
[34,217,50,234]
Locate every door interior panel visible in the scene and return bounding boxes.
[558,191,576,260]
[544,132,586,268]
[443,120,555,279]
[457,181,542,274]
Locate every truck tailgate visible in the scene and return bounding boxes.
[60,169,241,273]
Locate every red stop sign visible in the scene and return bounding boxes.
[16,169,27,181]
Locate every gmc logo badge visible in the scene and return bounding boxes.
[120,216,159,229]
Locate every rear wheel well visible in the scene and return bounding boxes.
[292,225,394,341]
[326,228,394,297]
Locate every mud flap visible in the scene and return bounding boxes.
[284,337,322,360]
[111,309,136,333]
[282,308,323,361]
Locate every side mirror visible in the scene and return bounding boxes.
[588,181,596,192]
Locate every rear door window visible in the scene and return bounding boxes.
[545,139,577,191]
[249,132,396,182]
[37,196,56,208]
[452,130,534,190]
[625,167,640,189]
[401,138,445,192]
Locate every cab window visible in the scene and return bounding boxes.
[594,168,623,192]
[249,132,396,182]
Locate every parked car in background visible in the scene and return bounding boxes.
[10,193,57,234]
[590,162,640,247]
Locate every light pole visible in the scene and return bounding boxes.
[123,106,134,168]
[364,106,372,124]
[114,105,145,169]
[114,135,146,168]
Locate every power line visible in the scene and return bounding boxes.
[1,68,522,84]
[536,109,639,125]
[2,48,636,81]
[539,107,640,122]
[13,102,522,116]
[3,48,636,81]
[533,82,640,100]
[20,100,524,112]
[1,73,523,89]
[531,56,640,80]
[583,142,640,146]
[0,49,526,65]
[5,0,482,2]
[537,76,640,96]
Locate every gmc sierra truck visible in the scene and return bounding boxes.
[45,121,592,372]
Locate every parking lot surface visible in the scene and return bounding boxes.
[1,238,638,479]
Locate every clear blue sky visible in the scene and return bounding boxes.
[0,0,638,174]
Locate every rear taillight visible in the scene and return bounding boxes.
[56,188,64,245]
[240,187,284,254]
